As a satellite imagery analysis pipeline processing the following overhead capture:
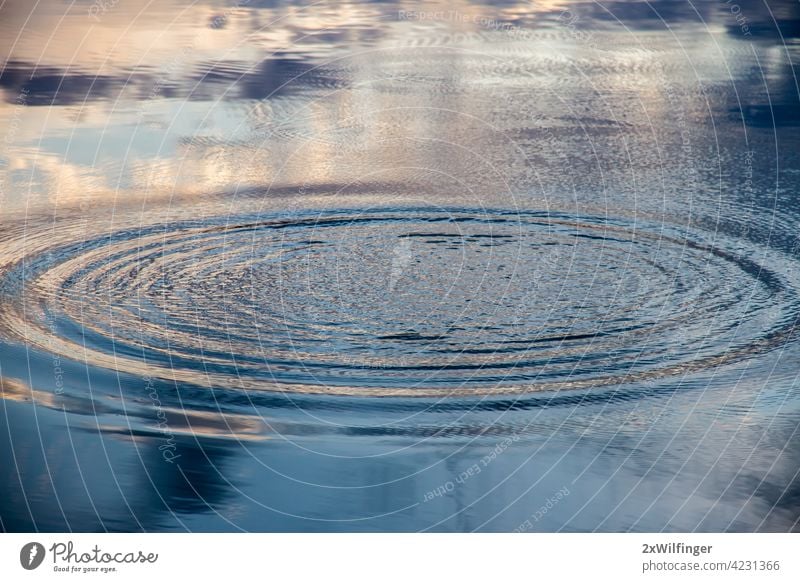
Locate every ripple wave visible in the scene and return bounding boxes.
[0,206,797,397]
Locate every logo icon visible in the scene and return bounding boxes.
[20,542,45,570]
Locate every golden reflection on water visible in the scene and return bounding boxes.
[0,0,762,213]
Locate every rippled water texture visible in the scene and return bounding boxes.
[1,0,799,532]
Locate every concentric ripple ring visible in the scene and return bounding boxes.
[0,206,797,397]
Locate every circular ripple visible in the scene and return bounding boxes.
[1,207,798,397]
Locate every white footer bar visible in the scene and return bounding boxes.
[1,533,796,581]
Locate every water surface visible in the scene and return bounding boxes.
[1,0,799,531]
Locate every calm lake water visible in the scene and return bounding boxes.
[1,0,799,532]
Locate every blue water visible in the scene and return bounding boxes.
[1,0,799,531]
